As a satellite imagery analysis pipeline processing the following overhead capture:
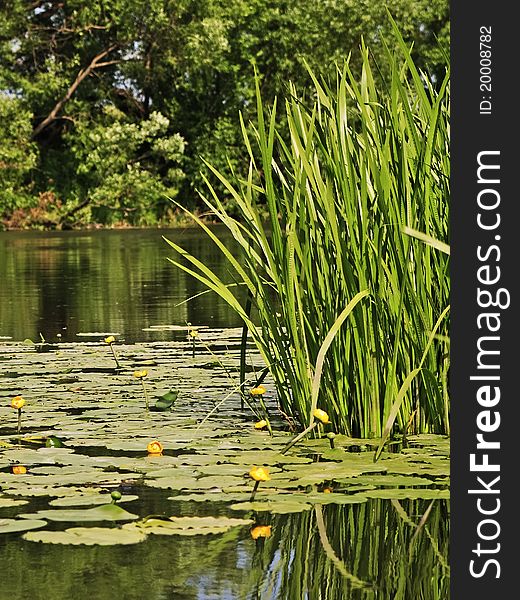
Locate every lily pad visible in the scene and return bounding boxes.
[0,518,47,534]
[125,515,253,536]
[152,389,179,411]
[19,503,139,522]
[336,475,436,487]
[49,494,139,507]
[23,526,147,545]
[358,489,450,500]
[0,498,29,508]
[229,500,313,514]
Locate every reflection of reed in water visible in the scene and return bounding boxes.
[249,499,450,600]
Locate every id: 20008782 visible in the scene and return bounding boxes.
[480,26,492,115]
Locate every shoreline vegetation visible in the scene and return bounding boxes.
[0,209,218,232]
[1,2,448,231]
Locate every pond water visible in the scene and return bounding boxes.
[0,227,243,343]
[0,230,449,599]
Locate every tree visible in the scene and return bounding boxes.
[0,0,449,227]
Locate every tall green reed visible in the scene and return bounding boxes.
[166,21,450,438]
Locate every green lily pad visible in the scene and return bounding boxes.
[0,498,29,508]
[49,494,139,507]
[45,436,65,448]
[168,492,253,504]
[2,486,92,498]
[229,500,313,514]
[152,389,179,411]
[0,518,47,534]
[336,475,435,487]
[23,526,147,545]
[197,464,251,477]
[358,489,450,500]
[125,515,253,536]
[194,475,249,490]
[19,503,139,522]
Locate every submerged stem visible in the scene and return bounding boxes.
[109,344,121,368]
[141,380,149,411]
[249,480,260,501]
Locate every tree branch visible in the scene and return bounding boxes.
[32,44,118,138]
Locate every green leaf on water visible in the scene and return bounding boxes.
[124,515,253,536]
[152,389,179,411]
[358,488,450,500]
[0,498,29,509]
[23,526,147,545]
[0,518,47,534]
[18,503,139,522]
[49,494,139,507]
[45,436,65,448]
[230,500,313,514]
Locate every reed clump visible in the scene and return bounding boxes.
[166,21,450,439]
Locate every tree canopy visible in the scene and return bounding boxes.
[0,0,449,228]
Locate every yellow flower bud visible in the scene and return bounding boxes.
[250,525,272,539]
[313,408,330,424]
[254,420,268,430]
[104,336,116,344]
[146,440,163,455]
[134,370,148,379]
[11,396,25,410]
[250,385,266,396]
[249,466,271,482]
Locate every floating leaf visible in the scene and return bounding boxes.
[0,498,29,508]
[229,500,313,514]
[357,489,450,500]
[23,526,147,545]
[125,515,253,536]
[49,494,139,507]
[152,389,179,411]
[0,518,47,534]
[19,503,139,522]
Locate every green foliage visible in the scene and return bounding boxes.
[0,94,38,211]
[68,108,185,225]
[0,0,448,227]
[166,26,450,438]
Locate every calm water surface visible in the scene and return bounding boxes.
[0,492,449,600]
[0,227,243,343]
[0,228,449,599]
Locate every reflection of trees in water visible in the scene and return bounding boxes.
[0,228,243,341]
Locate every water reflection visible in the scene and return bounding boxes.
[0,228,244,342]
[0,498,449,599]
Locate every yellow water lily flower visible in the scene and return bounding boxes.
[250,385,266,396]
[250,525,272,539]
[104,336,115,344]
[254,420,268,430]
[323,487,333,494]
[12,465,27,475]
[11,396,25,410]
[188,329,199,338]
[146,440,163,455]
[313,408,330,424]
[249,466,271,482]
[134,370,148,379]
